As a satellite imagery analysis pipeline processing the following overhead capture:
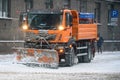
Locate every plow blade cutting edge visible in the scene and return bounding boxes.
[13,47,59,69]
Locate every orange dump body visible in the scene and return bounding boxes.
[77,24,97,40]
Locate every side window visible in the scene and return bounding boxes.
[65,13,72,26]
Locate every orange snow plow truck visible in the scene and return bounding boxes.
[13,9,97,68]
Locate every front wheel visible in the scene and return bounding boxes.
[65,47,75,66]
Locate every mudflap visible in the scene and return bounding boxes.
[12,47,59,69]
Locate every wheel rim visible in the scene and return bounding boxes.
[88,45,92,61]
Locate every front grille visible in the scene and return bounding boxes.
[25,30,56,42]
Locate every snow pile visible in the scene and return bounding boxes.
[0,51,120,73]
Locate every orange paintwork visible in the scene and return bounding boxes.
[24,9,97,43]
[77,24,97,40]
[64,10,97,41]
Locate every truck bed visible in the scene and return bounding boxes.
[77,24,97,40]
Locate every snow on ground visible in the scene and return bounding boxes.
[0,51,120,74]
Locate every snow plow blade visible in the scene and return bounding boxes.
[13,47,59,69]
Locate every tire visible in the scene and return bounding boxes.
[78,56,83,63]
[65,47,75,66]
[82,43,92,63]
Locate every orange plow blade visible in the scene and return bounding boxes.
[13,47,59,69]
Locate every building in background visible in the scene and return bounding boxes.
[0,0,120,51]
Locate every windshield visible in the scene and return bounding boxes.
[28,13,62,30]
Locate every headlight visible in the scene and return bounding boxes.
[22,24,28,30]
[57,46,65,54]
[58,25,64,30]
[59,49,64,53]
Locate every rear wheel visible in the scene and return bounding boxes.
[78,56,83,63]
[82,42,92,63]
[65,47,75,66]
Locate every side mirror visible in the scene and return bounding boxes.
[19,12,28,27]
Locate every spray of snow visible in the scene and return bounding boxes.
[0,51,120,73]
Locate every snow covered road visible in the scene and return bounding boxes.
[0,51,120,80]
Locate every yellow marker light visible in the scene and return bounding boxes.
[59,49,64,53]
[69,44,72,48]
[22,24,28,30]
[58,25,64,30]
